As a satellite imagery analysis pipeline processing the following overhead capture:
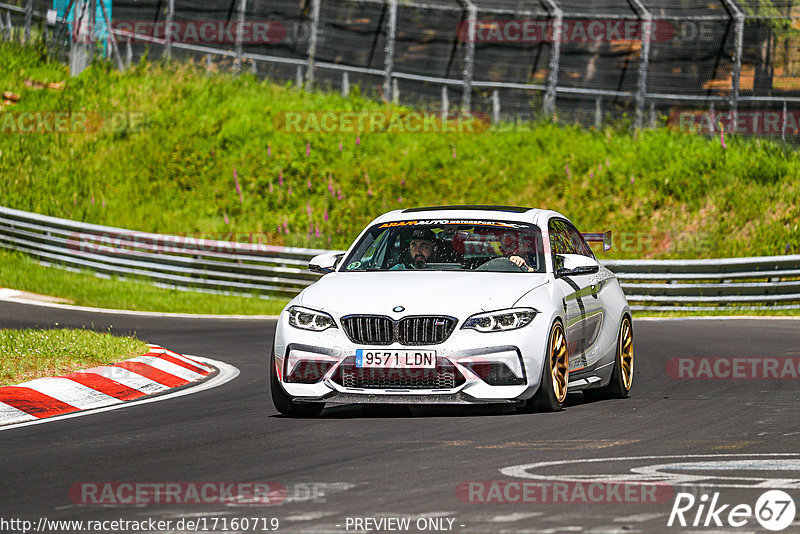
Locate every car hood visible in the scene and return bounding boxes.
[299,271,550,317]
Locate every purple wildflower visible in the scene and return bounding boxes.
[306,142,311,157]
[267,144,272,156]
[288,185,293,196]
[338,140,343,151]
[356,135,361,146]
[234,167,243,203]
[224,212,230,225]
[91,196,95,205]
[397,196,403,203]
[269,183,273,193]
[452,147,457,159]
[306,203,312,216]
[367,188,373,197]
[323,209,329,222]
[307,180,312,190]
[337,187,343,201]
[279,171,283,186]
[565,165,571,179]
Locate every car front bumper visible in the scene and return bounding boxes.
[273,311,553,404]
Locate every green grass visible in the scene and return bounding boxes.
[0,249,289,314]
[0,327,149,386]
[1,41,797,261]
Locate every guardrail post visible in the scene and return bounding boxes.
[460,0,476,112]
[164,0,174,59]
[542,0,562,117]
[233,0,247,72]
[382,0,397,101]
[24,0,33,43]
[630,0,652,130]
[304,0,320,89]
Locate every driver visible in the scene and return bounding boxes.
[391,228,437,270]
[500,232,536,272]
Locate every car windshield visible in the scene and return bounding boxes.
[342,220,546,273]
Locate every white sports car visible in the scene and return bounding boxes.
[271,206,633,416]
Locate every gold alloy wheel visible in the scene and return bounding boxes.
[550,323,569,403]
[619,317,634,391]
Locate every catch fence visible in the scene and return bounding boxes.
[3,0,800,139]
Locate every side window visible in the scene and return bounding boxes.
[548,219,572,255]
[564,222,595,259]
[549,219,594,259]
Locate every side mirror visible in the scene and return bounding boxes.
[309,253,343,274]
[554,253,600,277]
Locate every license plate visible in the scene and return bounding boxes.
[355,349,436,368]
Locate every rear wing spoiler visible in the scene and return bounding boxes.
[582,231,612,251]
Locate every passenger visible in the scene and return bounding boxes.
[391,228,437,270]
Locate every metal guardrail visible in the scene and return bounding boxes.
[1,206,799,311]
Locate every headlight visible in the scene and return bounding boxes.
[462,308,537,333]
[287,306,337,331]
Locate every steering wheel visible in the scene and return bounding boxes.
[475,257,525,272]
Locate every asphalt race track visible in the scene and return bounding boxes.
[1,300,798,534]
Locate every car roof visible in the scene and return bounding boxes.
[372,205,567,226]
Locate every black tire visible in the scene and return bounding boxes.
[584,315,633,401]
[520,320,569,412]
[270,347,325,417]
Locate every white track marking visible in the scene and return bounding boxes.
[613,513,663,523]
[487,512,543,522]
[126,355,206,381]
[18,377,121,409]
[0,356,239,432]
[149,346,214,372]
[285,512,338,522]
[0,288,22,298]
[0,402,38,425]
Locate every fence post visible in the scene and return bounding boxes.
[732,14,744,134]
[342,71,350,97]
[24,0,33,43]
[392,78,399,104]
[296,65,303,88]
[441,85,449,114]
[383,0,398,100]
[234,0,247,72]
[491,89,500,123]
[782,100,787,143]
[305,0,321,89]
[542,0,562,117]
[460,0,476,112]
[97,0,124,71]
[164,0,174,59]
[70,0,90,77]
[594,97,602,128]
[630,0,652,130]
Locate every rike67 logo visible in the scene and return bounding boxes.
[668,490,796,531]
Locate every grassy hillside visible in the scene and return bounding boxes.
[1,41,798,260]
